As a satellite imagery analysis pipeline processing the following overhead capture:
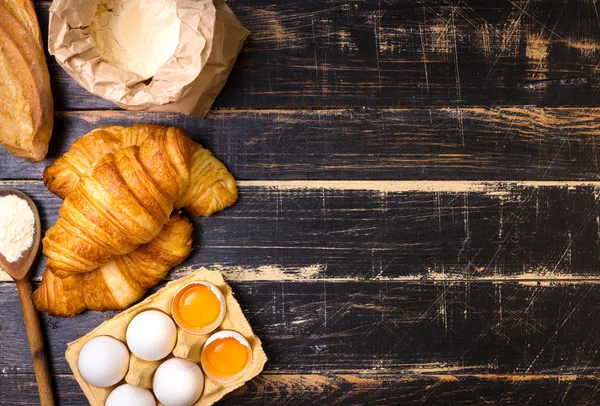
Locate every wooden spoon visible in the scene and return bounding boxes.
[0,189,55,406]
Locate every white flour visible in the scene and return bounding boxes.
[0,195,35,262]
[89,0,181,79]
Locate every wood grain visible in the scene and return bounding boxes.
[33,0,600,110]
[2,373,599,405]
[3,180,600,282]
[3,108,600,181]
[6,1,600,403]
[3,281,600,375]
[15,281,55,406]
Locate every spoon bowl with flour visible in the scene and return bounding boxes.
[0,189,55,406]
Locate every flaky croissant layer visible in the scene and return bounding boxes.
[34,213,193,317]
[43,127,192,278]
[37,124,237,316]
[44,123,238,216]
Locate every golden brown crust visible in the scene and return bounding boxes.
[43,124,238,215]
[138,126,192,201]
[34,214,193,317]
[175,143,239,216]
[0,0,43,48]
[0,3,52,162]
[114,147,172,225]
[44,128,123,198]
[33,272,87,317]
[42,132,191,278]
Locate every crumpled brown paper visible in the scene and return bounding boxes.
[48,0,248,117]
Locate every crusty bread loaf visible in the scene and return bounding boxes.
[0,1,53,162]
[1,0,43,48]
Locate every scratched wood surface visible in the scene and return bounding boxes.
[4,109,600,181]
[4,0,600,405]
[2,180,600,282]
[5,281,600,374]
[4,374,600,405]
[32,0,600,109]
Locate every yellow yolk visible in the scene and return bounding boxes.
[201,337,251,380]
[173,284,222,333]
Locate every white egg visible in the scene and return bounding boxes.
[126,310,177,361]
[78,336,129,387]
[153,358,204,406]
[105,384,156,406]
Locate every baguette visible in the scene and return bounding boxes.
[1,0,43,48]
[0,2,53,162]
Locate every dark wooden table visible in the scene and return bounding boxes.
[3,0,600,404]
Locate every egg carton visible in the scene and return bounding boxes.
[65,267,267,406]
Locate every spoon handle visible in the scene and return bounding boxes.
[16,280,55,406]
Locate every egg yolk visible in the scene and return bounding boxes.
[202,337,251,380]
[173,284,222,332]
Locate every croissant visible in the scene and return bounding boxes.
[43,127,192,278]
[44,124,238,216]
[34,213,193,317]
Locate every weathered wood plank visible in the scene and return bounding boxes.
[33,0,600,109]
[2,180,600,281]
[3,281,600,375]
[3,108,600,181]
[2,373,599,405]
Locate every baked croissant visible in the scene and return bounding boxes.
[44,124,238,216]
[43,127,192,278]
[34,213,193,317]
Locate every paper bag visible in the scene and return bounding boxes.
[48,0,248,117]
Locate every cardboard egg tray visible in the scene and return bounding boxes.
[65,267,267,406]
